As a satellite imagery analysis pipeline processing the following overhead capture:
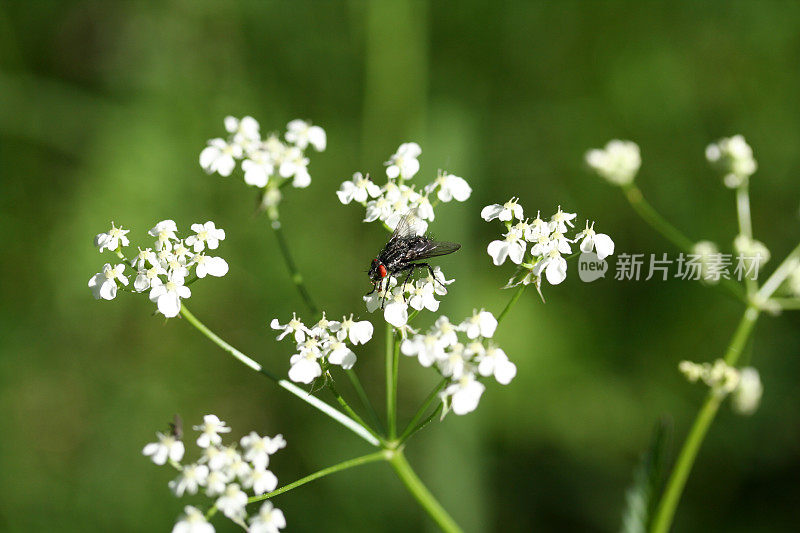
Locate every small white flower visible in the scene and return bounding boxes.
[200,138,242,177]
[149,274,191,318]
[270,313,311,342]
[408,280,440,312]
[249,501,287,533]
[131,247,159,270]
[288,351,323,384]
[433,315,460,347]
[172,505,215,533]
[460,310,498,339]
[533,249,568,285]
[201,445,234,472]
[204,469,232,497]
[88,263,129,300]
[487,228,526,265]
[193,414,232,449]
[585,140,641,186]
[326,339,357,369]
[186,221,226,253]
[242,151,275,188]
[240,432,286,469]
[481,197,524,222]
[524,211,550,242]
[225,115,261,145]
[94,222,130,252]
[332,314,374,345]
[706,134,757,188]
[383,291,410,327]
[427,172,472,202]
[385,142,422,179]
[169,463,209,497]
[733,234,770,265]
[437,344,471,380]
[193,254,229,278]
[477,345,517,385]
[577,221,615,261]
[731,367,763,415]
[401,333,446,367]
[142,432,185,465]
[442,373,485,416]
[244,466,279,496]
[337,172,382,204]
[148,220,179,251]
[550,206,577,233]
[216,483,248,520]
[285,119,326,151]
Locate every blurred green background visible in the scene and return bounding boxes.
[2,1,800,531]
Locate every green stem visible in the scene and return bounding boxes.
[497,284,526,324]
[179,306,380,447]
[386,322,399,439]
[267,215,319,316]
[622,184,696,252]
[755,241,800,302]
[735,183,752,239]
[769,297,800,310]
[650,306,760,533]
[346,368,384,433]
[398,378,447,444]
[247,451,389,505]
[388,450,463,533]
[327,379,385,444]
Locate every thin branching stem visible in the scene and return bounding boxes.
[398,378,447,444]
[346,368,384,433]
[327,379,385,444]
[266,213,319,316]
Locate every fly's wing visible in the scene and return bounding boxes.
[389,211,423,241]
[410,239,461,260]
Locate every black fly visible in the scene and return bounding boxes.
[367,213,461,307]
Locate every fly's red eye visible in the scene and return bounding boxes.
[378,264,387,278]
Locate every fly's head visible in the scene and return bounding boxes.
[368,258,388,286]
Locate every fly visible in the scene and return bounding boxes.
[367,213,461,307]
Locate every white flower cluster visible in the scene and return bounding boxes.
[733,234,770,265]
[679,360,763,415]
[482,199,615,289]
[88,220,229,317]
[271,312,374,384]
[200,116,326,197]
[706,134,757,188]
[585,139,641,186]
[401,310,516,416]
[337,142,472,233]
[363,266,454,328]
[143,415,287,532]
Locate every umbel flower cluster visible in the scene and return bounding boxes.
[363,266,453,328]
[200,116,326,208]
[143,415,287,533]
[679,360,763,415]
[337,142,472,233]
[482,199,615,293]
[88,220,228,317]
[402,309,516,415]
[271,312,374,384]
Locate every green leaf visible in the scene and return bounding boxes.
[620,418,672,533]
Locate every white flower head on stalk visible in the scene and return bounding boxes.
[481,197,524,222]
[94,222,130,252]
[487,227,526,265]
[386,142,422,179]
[692,240,722,285]
[337,172,382,204]
[88,263,129,300]
[733,234,770,266]
[426,171,472,202]
[706,134,757,188]
[143,432,185,465]
[585,139,641,186]
[249,501,287,533]
[731,367,763,415]
[200,138,243,177]
[679,359,740,395]
[285,119,326,151]
[193,415,232,449]
[186,221,226,253]
[172,506,214,533]
[576,221,615,261]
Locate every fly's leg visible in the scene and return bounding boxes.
[416,263,447,290]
